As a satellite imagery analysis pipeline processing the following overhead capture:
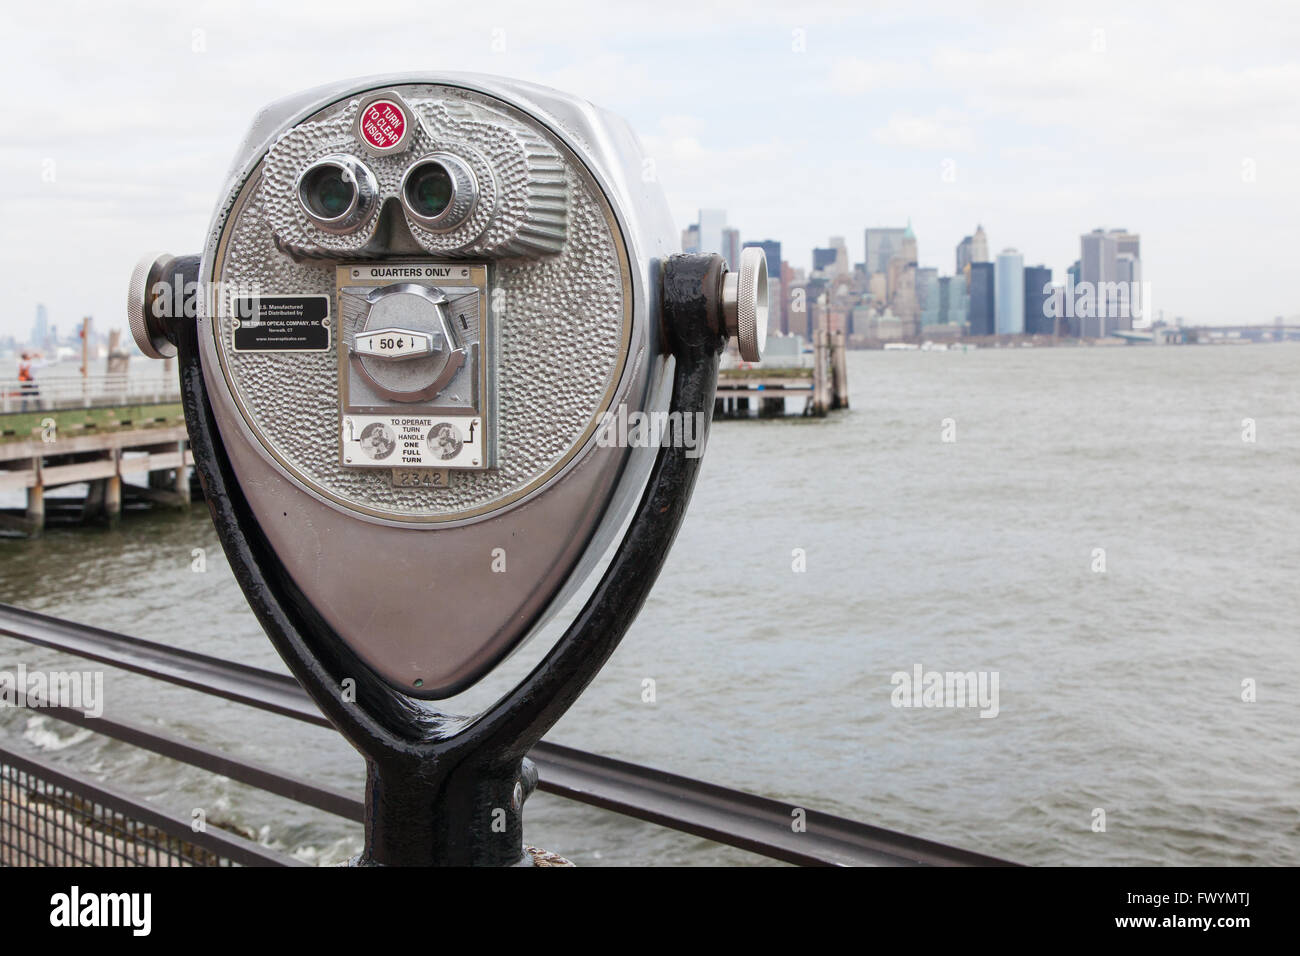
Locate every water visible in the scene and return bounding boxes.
[3,344,1299,865]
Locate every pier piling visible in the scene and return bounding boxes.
[24,485,43,538]
[0,409,191,536]
[813,325,830,416]
[713,320,849,419]
[105,475,122,526]
[831,329,849,410]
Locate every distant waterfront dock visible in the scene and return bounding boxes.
[716,327,849,418]
[0,372,190,537]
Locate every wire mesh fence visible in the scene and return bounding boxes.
[0,752,277,867]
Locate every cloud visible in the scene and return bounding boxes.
[872,111,975,151]
[1,0,1298,334]
[827,57,919,95]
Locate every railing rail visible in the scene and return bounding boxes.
[0,373,180,414]
[0,603,1013,867]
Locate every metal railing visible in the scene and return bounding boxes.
[0,750,301,867]
[0,373,180,414]
[0,603,1012,867]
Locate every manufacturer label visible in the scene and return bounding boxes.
[232,296,331,352]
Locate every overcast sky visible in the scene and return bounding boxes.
[1,0,1297,339]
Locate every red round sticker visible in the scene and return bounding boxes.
[359,100,406,150]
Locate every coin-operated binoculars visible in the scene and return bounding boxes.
[128,74,765,866]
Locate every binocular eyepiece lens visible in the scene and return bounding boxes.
[404,161,454,220]
[299,162,356,221]
[399,153,477,231]
[296,155,379,232]
[302,165,355,218]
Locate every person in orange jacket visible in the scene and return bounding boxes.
[18,350,46,411]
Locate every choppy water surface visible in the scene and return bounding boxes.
[3,344,1299,865]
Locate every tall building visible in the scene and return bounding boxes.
[812,247,838,273]
[868,271,888,303]
[1116,252,1142,328]
[917,267,940,326]
[956,225,988,287]
[1110,229,1140,259]
[1023,265,1053,335]
[785,283,807,337]
[1079,228,1141,336]
[864,227,906,278]
[939,275,969,327]
[884,222,917,299]
[31,304,49,349]
[681,224,700,254]
[994,249,1025,335]
[1079,228,1120,337]
[1047,284,1070,336]
[765,275,784,339]
[886,222,920,335]
[969,262,995,336]
[779,259,798,335]
[743,240,782,283]
[721,227,742,269]
[787,266,816,339]
[804,276,829,336]
[827,236,850,276]
[956,236,973,275]
[1078,231,1110,338]
[1080,229,1116,285]
[850,304,873,338]
[1116,252,1140,284]
[899,222,917,264]
[697,209,726,256]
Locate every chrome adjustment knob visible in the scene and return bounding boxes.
[721,246,768,362]
[127,252,179,360]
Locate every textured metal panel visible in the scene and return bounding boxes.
[261,93,567,259]
[213,85,627,521]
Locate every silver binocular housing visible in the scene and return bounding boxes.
[129,73,765,698]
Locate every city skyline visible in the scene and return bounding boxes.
[3,1,1297,338]
[678,206,1162,344]
[6,212,1230,352]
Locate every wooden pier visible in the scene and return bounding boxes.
[715,323,850,419]
[0,363,192,536]
[0,405,192,537]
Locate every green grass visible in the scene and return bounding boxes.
[0,403,184,443]
[719,366,812,379]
